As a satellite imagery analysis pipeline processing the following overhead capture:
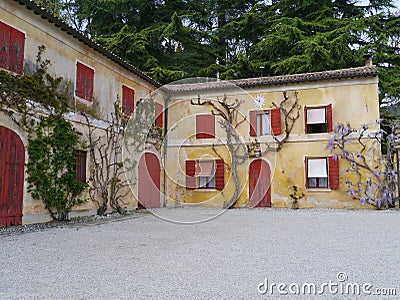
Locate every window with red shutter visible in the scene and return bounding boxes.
[122,85,135,115]
[0,22,25,74]
[76,62,94,101]
[305,157,328,188]
[196,161,215,189]
[155,102,163,128]
[196,114,215,139]
[250,110,281,136]
[305,104,333,134]
[215,159,225,190]
[270,108,281,135]
[326,104,333,132]
[75,151,87,183]
[185,160,196,190]
[257,111,270,135]
[250,111,257,137]
[186,159,224,190]
[0,22,9,70]
[328,156,339,189]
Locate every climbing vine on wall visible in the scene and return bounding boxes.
[0,45,87,220]
[26,115,87,221]
[0,45,71,130]
[85,102,130,215]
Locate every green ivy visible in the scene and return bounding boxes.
[0,45,88,221]
[0,45,70,130]
[26,115,87,221]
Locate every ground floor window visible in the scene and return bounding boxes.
[75,151,87,183]
[196,161,215,189]
[306,158,328,188]
[186,159,224,190]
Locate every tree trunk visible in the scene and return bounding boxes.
[57,210,69,221]
[97,204,108,216]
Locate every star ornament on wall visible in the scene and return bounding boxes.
[253,95,266,108]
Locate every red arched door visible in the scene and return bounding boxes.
[0,127,24,227]
[138,153,161,208]
[249,159,271,208]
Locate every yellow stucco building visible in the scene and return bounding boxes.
[0,0,380,226]
[0,0,161,225]
[160,65,380,209]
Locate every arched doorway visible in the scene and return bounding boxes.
[138,152,161,208]
[0,126,24,227]
[249,159,271,208]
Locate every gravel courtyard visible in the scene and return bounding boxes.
[0,208,399,299]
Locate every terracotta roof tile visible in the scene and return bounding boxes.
[12,0,160,87]
[163,66,379,93]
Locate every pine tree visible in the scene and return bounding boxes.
[34,0,399,103]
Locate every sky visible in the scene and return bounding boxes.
[357,0,400,11]
[389,0,399,10]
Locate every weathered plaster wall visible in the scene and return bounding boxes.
[164,77,379,209]
[1,0,158,223]
[1,1,155,121]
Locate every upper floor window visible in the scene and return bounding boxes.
[0,21,25,74]
[305,156,339,189]
[250,109,281,136]
[76,62,94,102]
[305,104,332,134]
[122,85,135,115]
[196,114,215,139]
[257,111,270,136]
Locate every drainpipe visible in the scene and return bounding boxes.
[162,95,170,207]
[397,149,400,208]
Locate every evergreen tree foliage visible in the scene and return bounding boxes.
[35,0,399,104]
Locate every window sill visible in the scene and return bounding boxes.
[194,188,217,192]
[0,66,24,76]
[122,113,134,119]
[305,132,330,135]
[75,95,93,104]
[306,188,332,192]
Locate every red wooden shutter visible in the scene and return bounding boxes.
[196,115,215,139]
[85,65,94,101]
[10,27,24,74]
[215,159,225,190]
[0,22,25,74]
[155,102,163,128]
[304,158,308,188]
[76,62,85,99]
[75,151,87,183]
[186,160,196,190]
[249,111,257,136]
[122,86,127,114]
[304,105,308,133]
[326,104,333,132]
[0,22,11,71]
[0,127,24,227]
[122,85,135,115]
[270,108,281,135]
[76,62,94,101]
[328,156,339,189]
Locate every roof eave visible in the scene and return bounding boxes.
[14,0,161,88]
